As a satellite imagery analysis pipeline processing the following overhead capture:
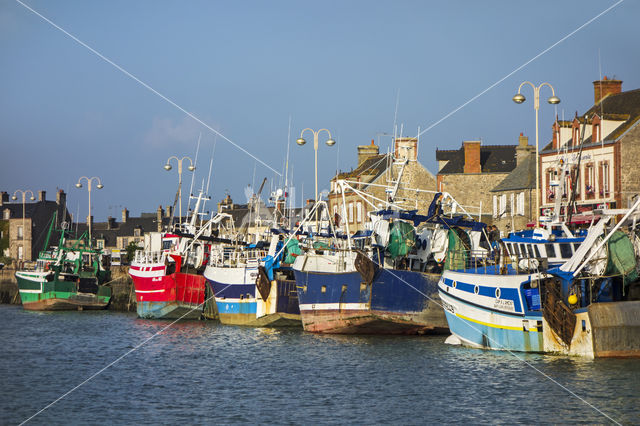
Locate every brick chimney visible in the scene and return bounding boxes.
[56,189,66,207]
[0,192,8,206]
[463,141,481,174]
[38,190,46,202]
[394,137,418,161]
[107,216,116,230]
[593,76,622,104]
[122,208,129,223]
[165,205,173,218]
[357,139,380,166]
[515,133,534,166]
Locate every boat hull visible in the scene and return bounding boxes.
[129,263,206,320]
[294,268,447,334]
[205,265,301,327]
[16,271,111,311]
[438,270,640,357]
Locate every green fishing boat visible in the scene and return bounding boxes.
[15,213,112,311]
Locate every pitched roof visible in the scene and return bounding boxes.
[491,155,536,192]
[542,88,640,151]
[436,145,516,174]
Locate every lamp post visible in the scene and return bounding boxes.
[75,176,103,241]
[164,156,195,226]
[11,190,35,252]
[513,81,560,227]
[297,128,336,230]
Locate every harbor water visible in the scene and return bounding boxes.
[1,304,638,425]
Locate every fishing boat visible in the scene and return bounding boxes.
[128,192,217,319]
[15,212,112,311]
[203,233,301,326]
[293,186,486,334]
[438,199,640,358]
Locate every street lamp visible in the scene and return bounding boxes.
[75,176,104,241]
[11,190,35,253]
[513,81,560,227]
[297,128,336,230]
[164,156,195,226]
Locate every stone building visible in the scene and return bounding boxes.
[436,140,520,222]
[328,138,437,233]
[540,76,640,218]
[490,134,536,233]
[0,189,71,263]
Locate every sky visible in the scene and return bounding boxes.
[1,0,639,222]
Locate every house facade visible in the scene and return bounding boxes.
[436,139,520,222]
[0,190,71,264]
[540,77,640,219]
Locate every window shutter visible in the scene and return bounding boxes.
[517,192,525,216]
[500,194,507,215]
[493,195,498,218]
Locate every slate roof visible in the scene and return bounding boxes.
[542,88,640,152]
[491,155,536,192]
[76,214,172,248]
[436,145,517,174]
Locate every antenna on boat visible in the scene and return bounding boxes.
[186,132,201,214]
[567,114,589,224]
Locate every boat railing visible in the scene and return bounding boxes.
[208,246,268,268]
[133,250,167,264]
[447,248,547,275]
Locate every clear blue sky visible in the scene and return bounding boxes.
[1,0,638,221]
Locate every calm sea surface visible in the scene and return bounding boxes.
[0,304,638,425]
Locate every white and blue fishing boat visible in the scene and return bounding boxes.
[438,199,640,358]
[204,234,301,326]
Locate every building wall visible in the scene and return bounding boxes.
[437,173,509,219]
[619,121,640,207]
[541,144,617,210]
[491,189,534,233]
[9,218,33,262]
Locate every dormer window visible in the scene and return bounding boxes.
[591,114,601,143]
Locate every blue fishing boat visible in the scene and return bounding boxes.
[293,193,487,334]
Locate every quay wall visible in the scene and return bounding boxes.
[0,266,136,312]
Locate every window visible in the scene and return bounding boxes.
[546,169,557,202]
[517,192,525,216]
[599,162,610,198]
[134,228,141,237]
[96,239,104,249]
[18,245,23,260]
[17,226,23,239]
[356,202,362,223]
[3,210,9,220]
[348,203,354,223]
[545,243,556,258]
[510,193,515,217]
[559,243,572,258]
[585,163,595,199]
[499,194,507,216]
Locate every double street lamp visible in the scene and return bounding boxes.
[297,128,336,230]
[164,156,195,226]
[512,81,560,227]
[11,190,35,250]
[75,176,103,241]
